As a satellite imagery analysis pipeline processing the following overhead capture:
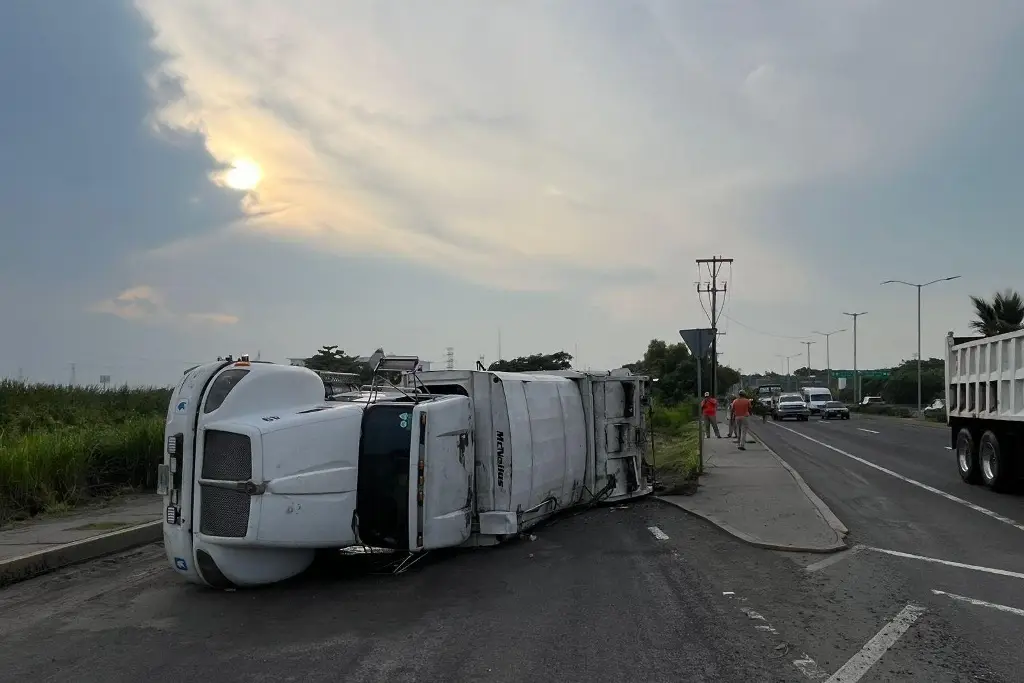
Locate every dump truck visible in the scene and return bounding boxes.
[946,330,1024,491]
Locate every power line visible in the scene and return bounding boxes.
[696,256,733,397]
[721,314,811,341]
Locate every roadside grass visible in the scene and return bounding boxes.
[650,402,701,494]
[0,379,171,526]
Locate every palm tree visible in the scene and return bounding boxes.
[969,289,1024,337]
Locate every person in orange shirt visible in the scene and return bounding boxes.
[731,391,753,450]
[700,392,721,438]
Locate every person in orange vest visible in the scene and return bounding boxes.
[700,392,721,438]
[731,391,753,450]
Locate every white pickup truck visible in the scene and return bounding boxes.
[159,356,653,588]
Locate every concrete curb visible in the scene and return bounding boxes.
[752,433,850,539]
[654,496,847,554]
[0,520,162,587]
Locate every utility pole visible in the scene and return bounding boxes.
[445,347,455,370]
[843,312,868,403]
[696,256,733,397]
[813,328,847,391]
[70,363,76,387]
[801,341,816,381]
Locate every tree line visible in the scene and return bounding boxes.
[299,341,739,407]
[297,289,1023,407]
[742,289,1024,405]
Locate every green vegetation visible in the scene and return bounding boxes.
[649,402,701,493]
[0,380,170,525]
[970,289,1024,337]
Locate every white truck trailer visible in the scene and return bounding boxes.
[946,330,1024,491]
[158,356,653,588]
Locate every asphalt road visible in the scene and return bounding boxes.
[0,502,800,683]
[752,415,1024,682]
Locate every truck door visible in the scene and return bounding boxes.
[409,395,474,550]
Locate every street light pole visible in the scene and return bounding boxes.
[881,276,961,413]
[813,328,847,392]
[842,312,868,403]
[801,340,816,378]
[777,352,801,391]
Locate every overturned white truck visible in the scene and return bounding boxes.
[159,356,653,588]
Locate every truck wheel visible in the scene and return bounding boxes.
[956,428,980,484]
[979,430,1013,492]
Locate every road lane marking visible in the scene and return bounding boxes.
[944,446,952,450]
[793,654,829,681]
[805,545,866,573]
[932,589,1024,617]
[857,428,880,434]
[824,603,925,682]
[647,526,669,540]
[770,423,1024,533]
[865,546,1024,580]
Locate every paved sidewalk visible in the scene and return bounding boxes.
[659,421,848,553]
[1,494,162,585]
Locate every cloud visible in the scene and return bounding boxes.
[127,0,1022,314]
[90,285,238,326]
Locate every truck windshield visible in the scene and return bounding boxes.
[809,394,831,402]
[356,404,415,549]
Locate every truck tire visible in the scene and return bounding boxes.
[957,428,980,484]
[979,430,1013,492]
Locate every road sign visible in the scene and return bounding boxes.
[831,369,890,380]
[678,328,714,360]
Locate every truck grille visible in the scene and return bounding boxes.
[199,486,251,537]
[202,430,253,481]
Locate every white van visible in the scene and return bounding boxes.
[801,387,833,414]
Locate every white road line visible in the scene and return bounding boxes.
[793,654,829,681]
[945,446,953,450]
[857,428,880,434]
[647,526,669,540]
[771,422,1024,533]
[865,546,1024,580]
[932,589,1024,617]
[805,545,866,573]
[824,603,926,683]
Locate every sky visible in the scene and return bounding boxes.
[4,0,1024,387]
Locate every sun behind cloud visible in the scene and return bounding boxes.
[222,158,262,191]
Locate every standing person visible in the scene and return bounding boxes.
[700,392,721,438]
[726,394,736,438]
[731,391,753,450]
